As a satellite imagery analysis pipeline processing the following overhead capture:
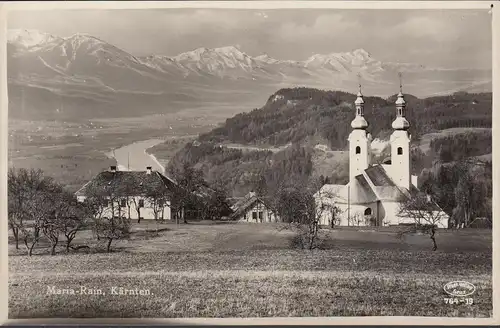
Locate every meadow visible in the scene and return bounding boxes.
[8,222,492,318]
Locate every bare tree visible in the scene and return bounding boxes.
[57,192,89,252]
[130,197,143,223]
[83,177,131,252]
[9,168,61,256]
[93,216,131,252]
[266,178,339,250]
[329,206,342,228]
[8,168,24,249]
[397,192,448,251]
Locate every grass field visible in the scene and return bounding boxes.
[8,221,492,319]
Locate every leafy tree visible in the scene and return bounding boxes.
[168,162,207,223]
[453,160,489,228]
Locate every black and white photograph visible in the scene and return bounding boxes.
[2,1,496,322]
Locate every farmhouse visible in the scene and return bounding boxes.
[75,166,178,220]
[315,85,449,228]
[230,191,278,223]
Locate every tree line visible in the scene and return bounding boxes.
[8,165,231,256]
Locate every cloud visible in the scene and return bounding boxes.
[275,14,361,41]
[392,15,459,41]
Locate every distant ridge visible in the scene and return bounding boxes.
[7,29,492,120]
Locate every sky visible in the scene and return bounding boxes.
[7,8,492,69]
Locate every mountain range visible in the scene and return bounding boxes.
[7,29,492,121]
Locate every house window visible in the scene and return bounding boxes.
[158,199,164,207]
[103,199,109,207]
[252,212,257,221]
[355,146,361,154]
[120,199,127,208]
[397,147,403,155]
[138,199,144,208]
[258,212,263,222]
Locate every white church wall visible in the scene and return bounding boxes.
[379,201,449,228]
[400,210,450,228]
[379,201,403,226]
[318,202,380,227]
[411,175,419,189]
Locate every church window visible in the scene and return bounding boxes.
[364,208,372,216]
[355,146,361,154]
[397,147,403,155]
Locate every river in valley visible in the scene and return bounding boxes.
[108,139,165,173]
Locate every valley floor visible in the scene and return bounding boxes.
[8,222,492,318]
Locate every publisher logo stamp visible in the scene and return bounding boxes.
[444,281,476,297]
[443,281,476,305]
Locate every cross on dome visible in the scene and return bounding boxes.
[351,73,368,129]
[392,72,410,130]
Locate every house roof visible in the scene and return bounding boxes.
[230,192,270,219]
[75,170,178,197]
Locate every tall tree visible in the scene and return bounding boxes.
[168,162,207,223]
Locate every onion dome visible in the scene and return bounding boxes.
[392,116,410,130]
[351,88,368,130]
[351,116,369,129]
[392,90,410,130]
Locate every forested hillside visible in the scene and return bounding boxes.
[168,88,492,197]
[198,88,491,149]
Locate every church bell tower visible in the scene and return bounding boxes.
[348,81,372,182]
[390,74,411,190]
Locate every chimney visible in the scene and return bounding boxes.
[146,166,152,174]
[110,166,117,172]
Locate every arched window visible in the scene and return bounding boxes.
[355,146,361,154]
[364,208,372,216]
[397,147,403,155]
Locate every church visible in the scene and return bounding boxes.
[315,84,449,228]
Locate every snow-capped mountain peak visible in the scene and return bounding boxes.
[351,48,372,60]
[7,29,62,48]
[174,45,250,62]
[255,53,280,64]
[63,33,108,50]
